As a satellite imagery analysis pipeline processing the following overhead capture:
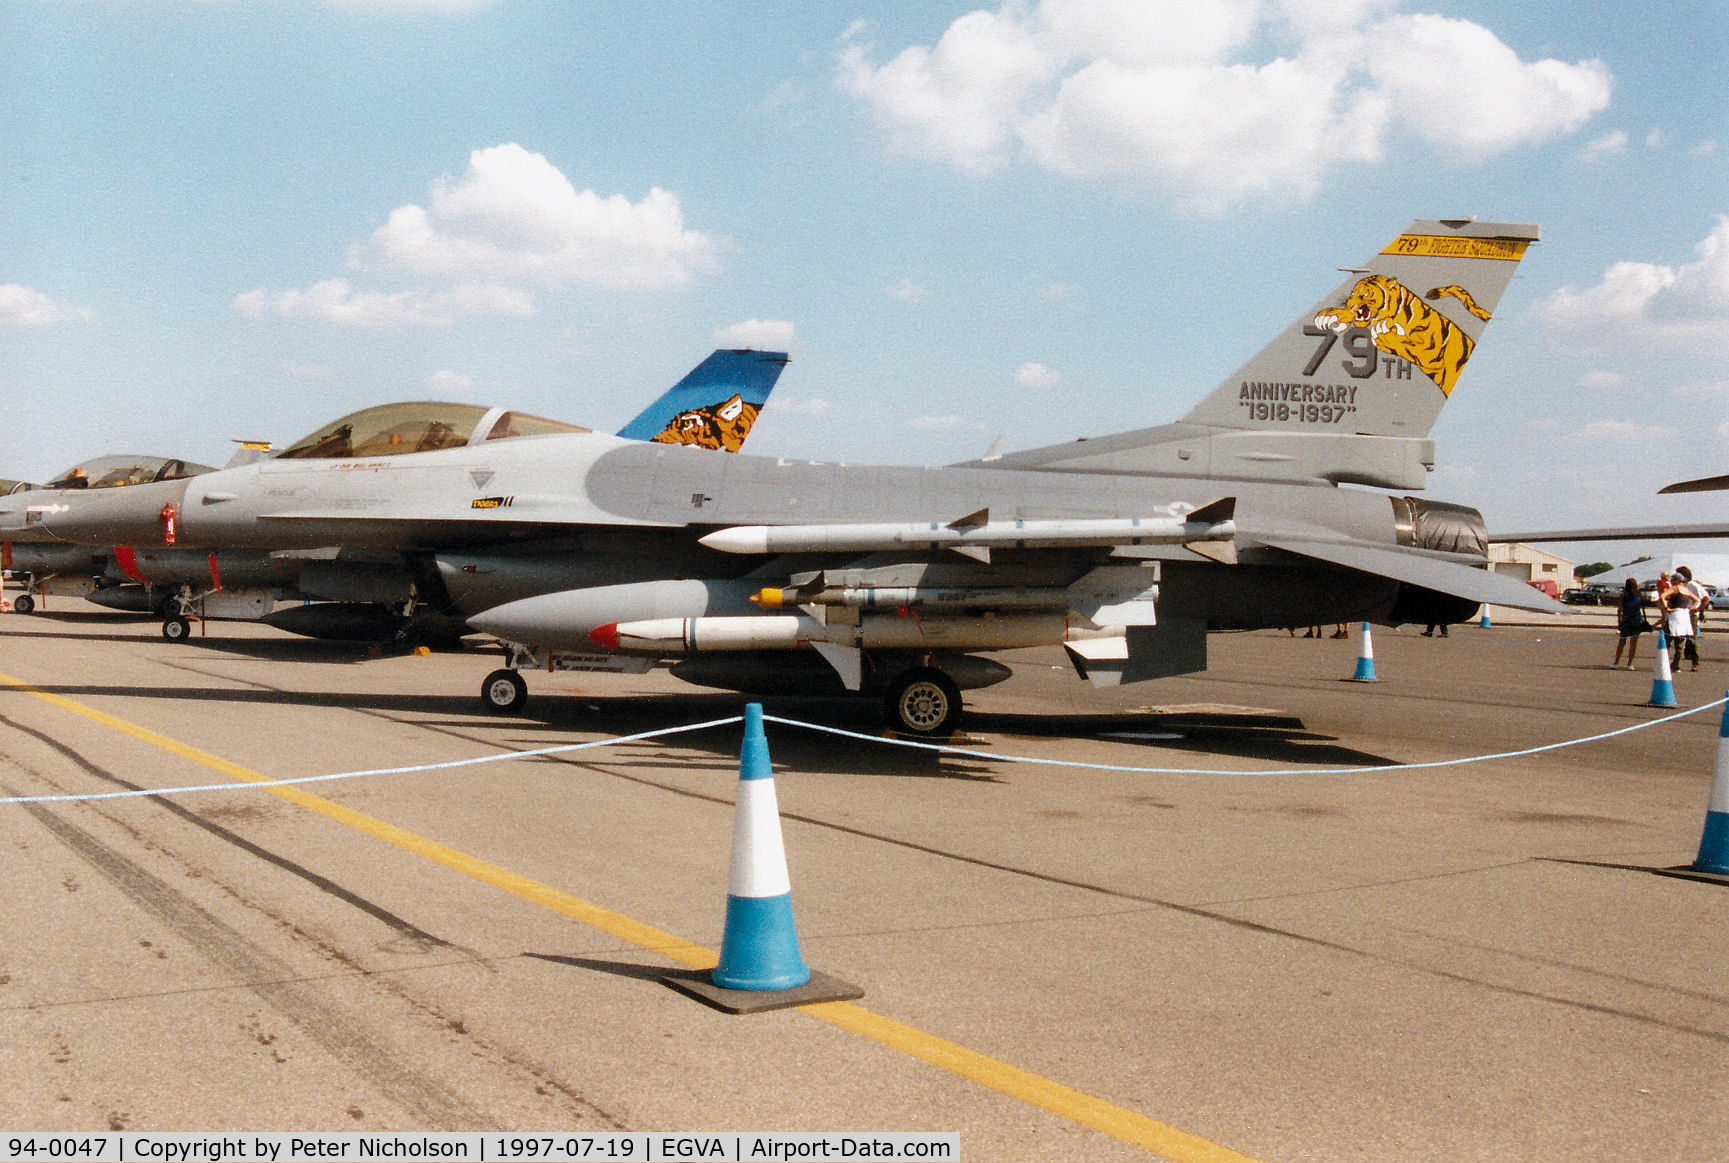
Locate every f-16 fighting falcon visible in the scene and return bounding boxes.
[3,349,786,642]
[23,221,1559,736]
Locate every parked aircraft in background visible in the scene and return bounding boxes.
[2,349,786,638]
[23,221,1558,735]
[1,456,217,614]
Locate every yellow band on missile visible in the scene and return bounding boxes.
[752,587,785,608]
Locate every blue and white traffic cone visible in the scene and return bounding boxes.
[1347,622,1377,682]
[1694,697,1729,875]
[1649,629,1677,708]
[1479,608,1492,629]
[664,703,861,1013]
[712,702,810,991]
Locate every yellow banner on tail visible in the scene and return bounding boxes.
[1382,234,1531,261]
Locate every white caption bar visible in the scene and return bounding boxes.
[0,1134,959,1162]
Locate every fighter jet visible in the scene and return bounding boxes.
[4,349,787,640]
[1,456,216,614]
[28,221,1559,735]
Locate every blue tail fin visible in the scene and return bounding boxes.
[616,349,788,451]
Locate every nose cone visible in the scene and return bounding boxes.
[32,478,192,546]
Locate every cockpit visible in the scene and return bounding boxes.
[44,456,216,490]
[274,402,591,460]
[0,479,33,495]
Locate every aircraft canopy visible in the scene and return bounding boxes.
[45,456,215,490]
[276,402,590,461]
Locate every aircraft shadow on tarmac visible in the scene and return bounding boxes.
[503,695,1399,777]
[1,678,1397,779]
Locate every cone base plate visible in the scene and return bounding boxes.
[661,968,864,1014]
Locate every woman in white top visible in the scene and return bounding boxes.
[1661,575,1698,672]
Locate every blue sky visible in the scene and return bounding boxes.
[2,1,1727,548]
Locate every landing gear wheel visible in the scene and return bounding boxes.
[11,594,33,615]
[885,667,962,737]
[482,669,528,714]
[161,615,192,642]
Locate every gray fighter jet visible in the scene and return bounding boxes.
[3,350,787,640]
[1,456,216,614]
[27,220,1560,734]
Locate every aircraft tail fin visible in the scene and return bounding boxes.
[972,219,1537,490]
[616,349,789,452]
[1183,218,1537,434]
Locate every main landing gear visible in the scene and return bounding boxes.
[883,666,963,738]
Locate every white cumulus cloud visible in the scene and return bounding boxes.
[1578,130,1628,163]
[234,278,533,329]
[1539,217,1729,354]
[354,144,716,291]
[1013,361,1063,389]
[240,146,716,329]
[713,318,798,351]
[839,1,1610,210]
[888,277,930,303]
[0,284,94,326]
[425,369,477,395]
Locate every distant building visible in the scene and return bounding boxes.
[1489,543,1577,588]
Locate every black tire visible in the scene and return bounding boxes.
[162,615,192,642]
[481,669,528,714]
[11,594,33,615]
[884,667,963,737]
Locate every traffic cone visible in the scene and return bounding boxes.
[712,702,809,991]
[1693,697,1729,875]
[663,703,861,1014]
[1347,622,1377,682]
[1649,629,1677,708]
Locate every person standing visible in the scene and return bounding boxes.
[1676,566,1709,671]
[1661,573,1699,672]
[1612,577,1647,670]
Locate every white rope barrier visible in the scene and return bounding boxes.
[3,696,1723,806]
[0,715,746,805]
[766,698,1729,776]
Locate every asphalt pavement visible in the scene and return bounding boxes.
[1,604,1725,1161]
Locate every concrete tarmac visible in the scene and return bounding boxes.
[1,605,1725,1161]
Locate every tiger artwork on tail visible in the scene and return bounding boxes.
[651,394,762,452]
[1313,275,1491,396]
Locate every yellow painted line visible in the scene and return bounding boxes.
[1,670,1259,1162]
[804,1001,1258,1161]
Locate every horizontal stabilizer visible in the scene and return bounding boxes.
[1258,536,1565,613]
[1660,474,1729,495]
[1491,523,1729,544]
